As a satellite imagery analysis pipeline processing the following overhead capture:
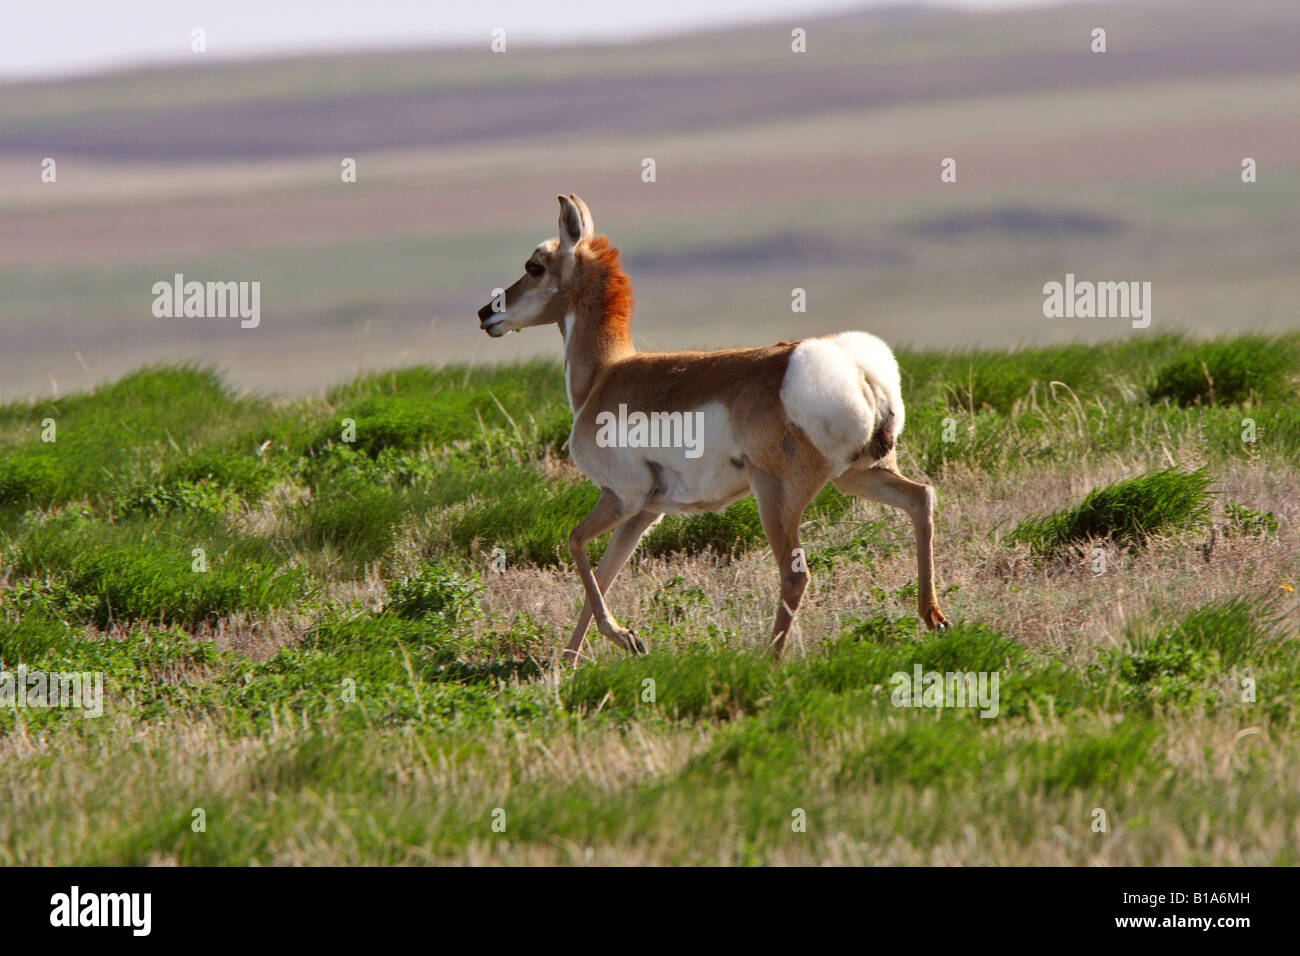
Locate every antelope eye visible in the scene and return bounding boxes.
[525,261,545,278]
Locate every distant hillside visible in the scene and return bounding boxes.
[1,0,1298,400]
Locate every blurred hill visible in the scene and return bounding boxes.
[1,0,1298,400]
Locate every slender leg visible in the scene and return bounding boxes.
[567,489,644,654]
[833,461,949,629]
[747,463,822,659]
[564,509,661,663]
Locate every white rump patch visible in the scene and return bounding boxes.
[779,331,904,474]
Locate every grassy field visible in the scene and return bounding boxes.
[1,332,1297,864]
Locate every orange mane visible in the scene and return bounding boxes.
[586,235,634,341]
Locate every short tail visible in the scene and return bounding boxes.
[866,404,896,462]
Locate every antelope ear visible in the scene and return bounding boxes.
[557,195,583,252]
[569,193,595,238]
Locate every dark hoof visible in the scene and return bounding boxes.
[923,608,950,631]
[628,630,648,655]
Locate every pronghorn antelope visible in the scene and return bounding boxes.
[478,194,948,662]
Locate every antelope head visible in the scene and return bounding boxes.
[477,194,595,337]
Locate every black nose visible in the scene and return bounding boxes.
[477,303,500,323]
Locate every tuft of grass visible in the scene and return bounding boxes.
[1131,595,1290,671]
[1096,596,1296,716]
[1147,336,1298,407]
[386,565,482,623]
[1007,466,1213,553]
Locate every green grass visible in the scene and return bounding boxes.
[1006,466,1214,553]
[8,601,1294,863]
[385,564,483,623]
[899,334,1190,415]
[1147,336,1300,407]
[6,510,307,628]
[316,360,570,456]
[1097,596,1299,719]
[0,366,273,509]
[1,335,1297,864]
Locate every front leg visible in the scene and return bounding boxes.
[564,509,661,664]
[567,488,646,655]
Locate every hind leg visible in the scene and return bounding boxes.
[834,458,948,629]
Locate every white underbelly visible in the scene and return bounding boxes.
[571,401,750,513]
[650,460,750,513]
[644,403,749,512]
